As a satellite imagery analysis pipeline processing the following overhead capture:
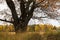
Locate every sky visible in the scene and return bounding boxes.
[28,18,60,27]
[0,0,60,27]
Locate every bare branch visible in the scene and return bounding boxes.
[20,0,26,14]
[32,16,48,19]
[6,0,19,23]
[26,0,33,10]
[0,19,13,23]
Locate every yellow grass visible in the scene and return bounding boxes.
[0,24,60,40]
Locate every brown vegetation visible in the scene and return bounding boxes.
[0,24,60,40]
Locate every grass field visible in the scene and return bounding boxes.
[0,32,41,40]
[0,24,60,40]
[0,31,60,40]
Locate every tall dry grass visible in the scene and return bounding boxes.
[0,24,60,40]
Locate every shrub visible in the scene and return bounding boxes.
[0,25,3,31]
[39,24,46,32]
[7,25,15,32]
[27,25,35,32]
[35,25,41,32]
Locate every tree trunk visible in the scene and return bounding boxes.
[6,0,35,32]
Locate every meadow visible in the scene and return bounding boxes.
[0,24,60,40]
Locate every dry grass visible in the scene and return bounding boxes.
[0,32,41,40]
[0,31,60,40]
[0,24,60,40]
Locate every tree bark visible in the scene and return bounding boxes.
[6,0,35,32]
[6,0,19,32]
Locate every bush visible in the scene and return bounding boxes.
[0,25,3,31]
[27,25,35,32]
[7,25,15,32]
[35,25,41,32]
[0,25,14,32]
